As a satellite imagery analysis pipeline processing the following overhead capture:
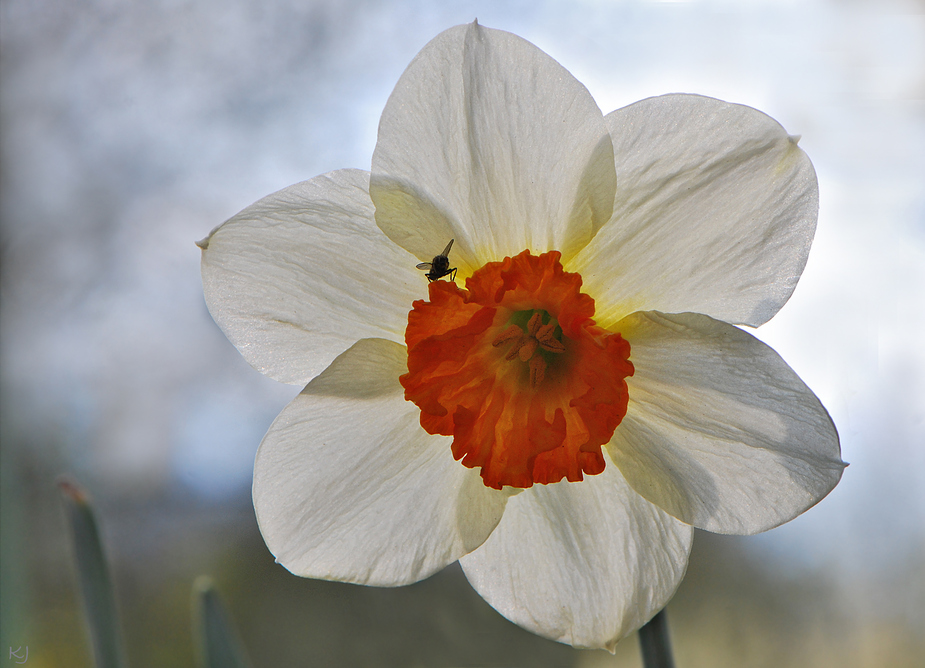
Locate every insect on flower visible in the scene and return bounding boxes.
[416,239,457,282]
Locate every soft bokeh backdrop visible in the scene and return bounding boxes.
[2,0,923,666]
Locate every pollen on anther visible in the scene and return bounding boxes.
[493,325,523,347]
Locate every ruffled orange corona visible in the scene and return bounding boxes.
[401,250,634,489]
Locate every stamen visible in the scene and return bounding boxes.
[491,310,565,385]
[537,325,565,353]
[505,336,529,360]
[492,325,524,346]
[529,354,546,387]
[518,337,539,361]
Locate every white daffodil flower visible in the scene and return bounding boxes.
[199,22,844,651]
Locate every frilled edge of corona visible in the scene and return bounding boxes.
[401,250,634,489]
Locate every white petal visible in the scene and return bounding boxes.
[459,464,692,651]
[200,169,423,385]
[371,22,615,273]
[570,94,818,328]
[609,311,845,535]
[253,338,508,586]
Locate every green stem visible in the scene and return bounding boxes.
[638,608,675,668]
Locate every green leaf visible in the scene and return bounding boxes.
[58,477,127,668]
[193,576,254,668]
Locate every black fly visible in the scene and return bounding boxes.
[416,239,457,282]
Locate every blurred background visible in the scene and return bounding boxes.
[1,0,923,665]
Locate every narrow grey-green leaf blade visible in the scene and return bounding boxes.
[193,576,253,668]
[58,477,127,668]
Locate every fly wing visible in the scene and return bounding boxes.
[441,239,454,257]
[416,262,433,270]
